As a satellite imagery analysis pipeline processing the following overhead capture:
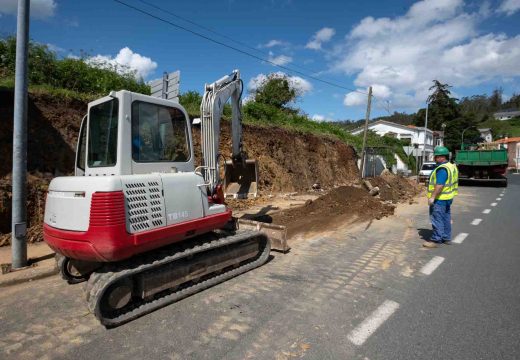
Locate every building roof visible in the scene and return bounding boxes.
[350,119,433,134]
[493,137,520,144]
[494,110,520,117]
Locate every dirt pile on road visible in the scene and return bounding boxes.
[369,171,423,204]
[270,186,395,238]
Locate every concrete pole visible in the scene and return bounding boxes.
[422,103,429,167]
[359,86,373,179]
[11,0,31,269]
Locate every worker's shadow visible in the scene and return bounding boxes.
[417,228,433,241]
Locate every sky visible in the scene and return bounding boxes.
[1,0,520,121]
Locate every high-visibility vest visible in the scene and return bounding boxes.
[427,163,457,200]
[447,162,459,196]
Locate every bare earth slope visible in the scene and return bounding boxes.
[0,89,364,245]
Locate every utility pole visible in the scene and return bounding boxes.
[359,86,373,179]
[11,0,30,269]
[421,103,429,167]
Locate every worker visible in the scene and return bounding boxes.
[424,146,458,248]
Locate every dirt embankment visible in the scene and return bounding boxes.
[0,89,360,245]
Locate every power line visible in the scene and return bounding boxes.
[113,0,368,95]
[136,0,354,88]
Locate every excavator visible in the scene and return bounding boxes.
[43,70,286,327]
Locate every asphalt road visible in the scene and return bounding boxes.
[358,174,520,360]
[0,175,519,359]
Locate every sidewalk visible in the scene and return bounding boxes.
[0,242,58,288]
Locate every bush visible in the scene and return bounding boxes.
[0,36,150,95]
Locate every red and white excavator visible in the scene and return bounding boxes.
[43,70,286,327]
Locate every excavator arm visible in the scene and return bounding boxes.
[200,70,258,199]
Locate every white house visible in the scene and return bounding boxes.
[494,110,520,121]
[351,120,437,161]
[478,128,493,143]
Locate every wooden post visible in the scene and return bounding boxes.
[359,86,373,179]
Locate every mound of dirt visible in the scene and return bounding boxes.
[269,186,395,238]
[369,172,423,204]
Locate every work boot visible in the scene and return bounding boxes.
[422,241,439,249]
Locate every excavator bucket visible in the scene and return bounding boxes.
[237,219,289,253]
[224,159,259,199]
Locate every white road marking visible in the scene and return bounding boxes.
[420,256,445,275]
[453,232,468,244]
[482,209,491,214]
[347,300,400,346]
[491,202,497,207]
[496,198,502,201]
[471,218,482,225]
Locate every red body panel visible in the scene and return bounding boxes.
[44,191,232,262]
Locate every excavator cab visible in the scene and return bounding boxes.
[224,159,258,199]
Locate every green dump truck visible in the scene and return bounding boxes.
[455,148,508,187]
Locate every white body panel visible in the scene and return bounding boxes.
[44,172,227,234]
[45,176,123,231]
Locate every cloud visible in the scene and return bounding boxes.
[343,85,391,107]
[332,0,520,109]
[312,114,332,122]
[248,72,313,95]
[46,43,65,53]
[267,51,293,66]
[260,39,286,48]
[305,27,336,50]
[0,0,56,19]
[497,0,520,15]
[88,47,158,79]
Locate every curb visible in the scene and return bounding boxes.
[0,265,59,288]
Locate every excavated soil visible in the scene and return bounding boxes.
[0,89,360,245]
[270,186,395,238]
[369,172,423,204]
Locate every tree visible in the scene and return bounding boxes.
[414,80,460,131]
[252,74,297,109]
[489,87,503,111]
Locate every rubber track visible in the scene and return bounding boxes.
[86,230,270,327]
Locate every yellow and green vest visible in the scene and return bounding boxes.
[427,162,459,200]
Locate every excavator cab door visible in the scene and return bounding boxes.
[224,159,258,199]
[75,115,87,176]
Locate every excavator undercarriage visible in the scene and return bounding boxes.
[84,229,270,327]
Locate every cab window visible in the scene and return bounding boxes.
[131,101,190,162]
[88,99,118,167]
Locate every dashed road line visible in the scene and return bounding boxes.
[420,256,445,275]
[496,197,502,201]
[453,232,468,244]
[491,202,497,207]
[347,300,400,346]
[482,209,491,214]
[471,218,482,225]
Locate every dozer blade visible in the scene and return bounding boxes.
[224,159,258,199]
[237,219,289,253]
